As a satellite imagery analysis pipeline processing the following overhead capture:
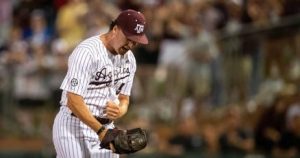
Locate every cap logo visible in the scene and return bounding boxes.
[134,24,144,34]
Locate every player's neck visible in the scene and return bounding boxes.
[100,34,118,55]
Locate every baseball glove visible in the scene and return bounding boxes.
[100,128,148,154]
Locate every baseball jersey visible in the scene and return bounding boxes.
[60,35,136,117]
[53,35,137,158]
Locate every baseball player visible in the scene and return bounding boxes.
[52,9,148,158]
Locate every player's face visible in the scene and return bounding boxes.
[114,27,138,55]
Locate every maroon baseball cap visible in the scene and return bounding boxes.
[115,9,148,44]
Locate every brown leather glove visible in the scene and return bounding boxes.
[100,128,148,154]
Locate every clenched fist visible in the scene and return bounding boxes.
[104,100,121,120]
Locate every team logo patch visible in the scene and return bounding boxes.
[134,24,144,34]
[71,78,78,87]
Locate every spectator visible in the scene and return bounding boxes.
[1,26,28,65]
[26,9,53,48]
[0,0,12,47]
[201,122,220,156]
[168,117,203,155]
[55,0,88,51]
[219,106,254,156]
[133,6,162,102]
[184,20,220,106]
[274,102,300,157]
[254,93,290,154]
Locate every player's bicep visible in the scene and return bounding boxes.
[66,91,85,108]
[60,47,93,96]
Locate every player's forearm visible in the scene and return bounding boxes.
[67,92,102,132]
[118,94,129,117]
[119,102,128,118]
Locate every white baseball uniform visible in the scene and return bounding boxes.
[52,35,136,158]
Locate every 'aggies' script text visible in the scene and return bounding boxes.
[89,66,130,88]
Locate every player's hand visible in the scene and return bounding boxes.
[98,128,116,152]
[98,128,109,141]
[104,101,121,120]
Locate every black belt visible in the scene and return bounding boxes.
[71,113,112,125]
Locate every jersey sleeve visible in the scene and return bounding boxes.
[60,46,93,96]
[120,52,137,96]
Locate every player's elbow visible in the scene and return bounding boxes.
[67,92,84,110]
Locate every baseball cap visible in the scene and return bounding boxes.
[115,9,148,44]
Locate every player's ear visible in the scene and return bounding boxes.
[112,25,118,33]
[111,25,119,38]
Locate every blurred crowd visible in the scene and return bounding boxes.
[0,0,300,157]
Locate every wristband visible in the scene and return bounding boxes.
[97,126,106,135]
